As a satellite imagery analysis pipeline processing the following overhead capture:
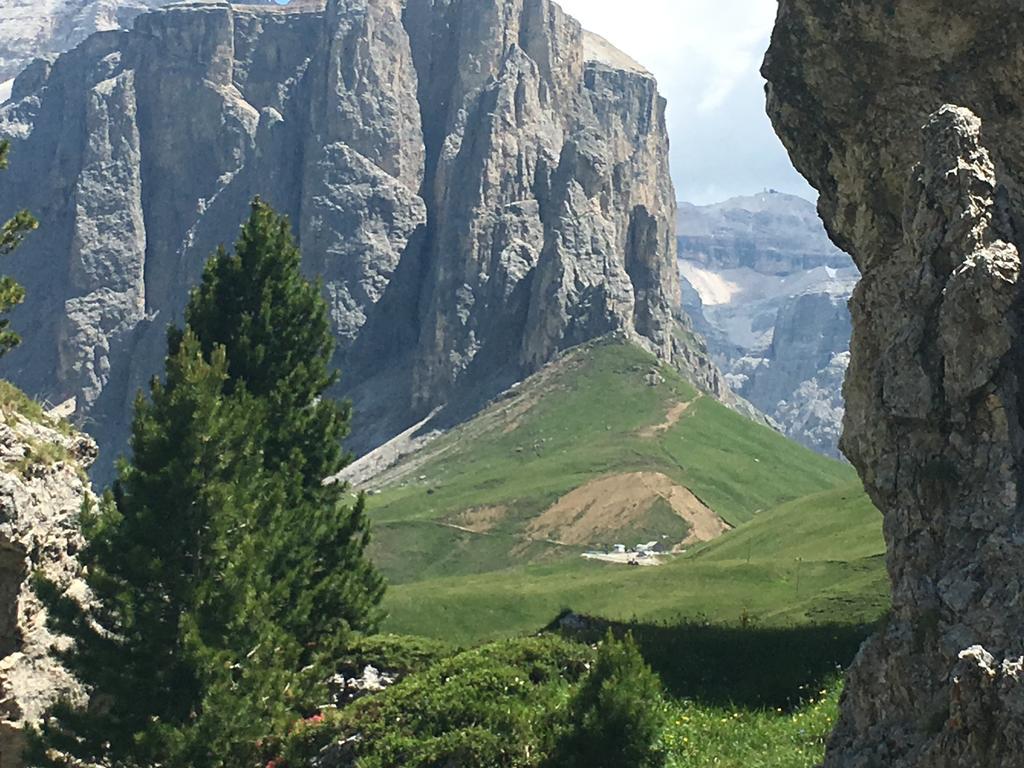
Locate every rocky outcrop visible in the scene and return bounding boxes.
[0,0,681,479]
[0,1,168,88]
[678,192,857,456]
[0,396,95,768]
[765,3,1024,765]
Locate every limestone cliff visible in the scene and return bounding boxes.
[0,1,185,90]
[0,393,95,768]
[678,192,856,456]
[0,0,682,478]
[766,2,1024,765]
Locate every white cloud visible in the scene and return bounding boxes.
[556,0,813,204]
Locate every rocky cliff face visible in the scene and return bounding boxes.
[0,395,95,768]
[0,0,681,478]
[0,1,163,90]
[766,3,1024,765]
[678,192,856,456]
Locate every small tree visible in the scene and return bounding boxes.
[30,200,385,767]
[0,140,37,356]
[549,632,669,768]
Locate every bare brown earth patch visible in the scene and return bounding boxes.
[448,506,510,534]
[637,397,700,438]
[527,472,731,548]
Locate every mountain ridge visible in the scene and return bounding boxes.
[677,191,856,457]
[0,0,695,478]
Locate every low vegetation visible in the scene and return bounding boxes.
[357,339,883,646]
[368,340,856,555]
[380,484,886,645]
[269,619,865,768]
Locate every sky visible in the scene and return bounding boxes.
[556,0,815,204]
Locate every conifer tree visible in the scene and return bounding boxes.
[181,199,384,652]
[0,140,38,356]
[30,201,384,767]
[549,632,669,768]
[30,333,263,767]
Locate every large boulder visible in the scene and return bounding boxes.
[765,3,1024,765]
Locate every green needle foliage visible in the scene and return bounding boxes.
[181,197,385,652]
[549,631,669,768]
[0,140,37,356]
[29,200,384,768]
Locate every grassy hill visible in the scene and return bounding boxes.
[381,485,888,644]
[353,337,888,643]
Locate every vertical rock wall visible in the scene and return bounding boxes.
[764,3,1024,765]
[0,0,681,477]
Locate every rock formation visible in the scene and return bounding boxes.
[0,1,163,89]
[0,0,685,479]
[0,397,96,768]
[678,192,857,456]
[766,3,1024,765]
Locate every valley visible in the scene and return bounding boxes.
[8,0,1000,765]
[339,338,885,644]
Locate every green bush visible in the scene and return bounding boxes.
[548,631,669,768]
[276,636,594,768]
[334,634,454,678]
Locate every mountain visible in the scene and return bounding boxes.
[0,0,693,479]
[677,191,858,457]
[0,0,164,93]
[329,337,885,644]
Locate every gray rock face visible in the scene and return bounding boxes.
[0,1,192,88]
[0,0,682,478]
[678,192,857,457]
[766,3,1024,765]
[0,402,96,768]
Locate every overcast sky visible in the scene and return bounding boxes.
[557,0,815,204]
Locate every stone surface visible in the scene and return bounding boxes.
[678,192,857,456]
[0,402,96,768]
[0,0,695,479]
[765,3,1024,765]
[0,1,159,85]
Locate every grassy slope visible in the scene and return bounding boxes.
[381,485,888,644]
[355,338,888,644]
[367,339,859,584]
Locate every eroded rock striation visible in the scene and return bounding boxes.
[0,0,685,478]
[0,1,156,88]
[766,3,1024,765]
[0,399,96,768]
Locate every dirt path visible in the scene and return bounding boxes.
[637,396,701,438]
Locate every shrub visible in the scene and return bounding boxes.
[276,636,594,768]
[548,631,669,768]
